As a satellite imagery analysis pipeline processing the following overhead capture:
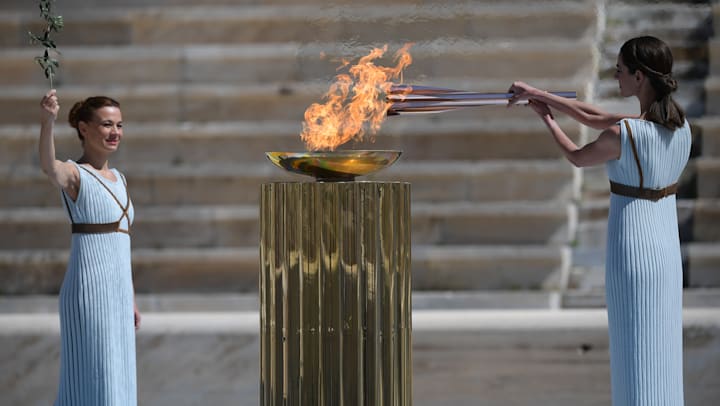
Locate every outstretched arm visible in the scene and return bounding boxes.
[508,81,635,130]
[528,100,621,167]
[39,90,80,199]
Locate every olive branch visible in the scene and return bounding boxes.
[28,0,64,88]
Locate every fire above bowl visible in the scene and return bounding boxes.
[266,150,402,181]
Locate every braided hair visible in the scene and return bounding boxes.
[619,36,685,130]
[68,96,120,142]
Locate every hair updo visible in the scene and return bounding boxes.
[619,36,685,130]
[67,96,120,141]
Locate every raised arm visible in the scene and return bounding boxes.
[527,99,621,167]
[508,81,634,130]
[39,90,80,199]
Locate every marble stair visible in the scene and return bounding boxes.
[2,1,720,405]
[0,0,597,295]
[692,0,720,284]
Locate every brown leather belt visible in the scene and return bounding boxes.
[609,181,678,202]
[72,222,130,235]
[64,165,132,235]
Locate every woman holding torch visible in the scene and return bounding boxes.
[508,36,690,405]
[40,89,140,406]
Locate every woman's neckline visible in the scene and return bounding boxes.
[77,162,119,183]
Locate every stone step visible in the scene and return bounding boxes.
[604,1,712,42]
[576,197,704,244]
[0,0,597,10]
[412,245,569,291]
[3,76,589,124]
[575,198,716,243]
[571,192,720,291]
[563,286,720,309]
[597,2,711,119]
[573,201,687,293]
[6,288,720,314]
[0,247,257,294]
[0,83,316,124]
[694,199,720,242]
[0,118,583,168]
[0,40,594,87]
[602,2,712,74]
[702,77,720,116]
[1,3,597,47]
[1,308,719,406]
[694,115,720,157]
[0,244,567,294]
[0,201,574,250]
[570,239,720,291]
[696,158,720,198]
[686,243,720,288]
[707,38,720,76]
[0,78,588,124]
[1,160,574,207]
[1,0,459,9]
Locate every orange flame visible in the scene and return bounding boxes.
[301,44,413,151]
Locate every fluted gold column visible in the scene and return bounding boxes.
[260,181,411,406]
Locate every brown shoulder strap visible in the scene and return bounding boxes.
[623,120,644,189]
[115,170,130,210]
[78,166,131,223]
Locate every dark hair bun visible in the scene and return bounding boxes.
[664,76,678,93]
[68,101,85,129]
[66,96,121,141]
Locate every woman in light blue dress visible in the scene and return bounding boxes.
[508,36,691,405]
[39,90,140,406]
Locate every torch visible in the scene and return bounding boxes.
[386,84,577,115]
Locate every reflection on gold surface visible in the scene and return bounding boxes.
[260,182,412,406]
[266,150,402,181]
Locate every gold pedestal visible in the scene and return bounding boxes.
[260,181,412,406]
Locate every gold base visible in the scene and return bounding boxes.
[260,181,412,406]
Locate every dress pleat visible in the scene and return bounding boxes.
[55,161,136,406]
[605,119,691,405]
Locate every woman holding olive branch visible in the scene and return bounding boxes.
[33,1,140,404]
[40,89,140,406]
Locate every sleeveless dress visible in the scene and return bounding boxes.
[55,161,136,406]
[605,119,691,405]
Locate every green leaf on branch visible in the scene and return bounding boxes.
[29,0,62,87]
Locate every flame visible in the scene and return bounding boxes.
[301,44,413,151]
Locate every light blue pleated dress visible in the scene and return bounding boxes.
[605,119,691,405]
[55,161,136,406]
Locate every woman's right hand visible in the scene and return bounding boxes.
[528,100,554,120]
[40,89,59,124]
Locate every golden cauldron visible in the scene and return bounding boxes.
[265,150,401,181]
[260,150,411,405]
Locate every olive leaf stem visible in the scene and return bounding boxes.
[28,0,64,88]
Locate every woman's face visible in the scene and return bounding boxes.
[614,55,637,98]
[79,106,123,154]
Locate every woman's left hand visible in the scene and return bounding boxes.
[507,81,542,106]
[134,302,141,331]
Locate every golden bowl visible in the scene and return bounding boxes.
[266,150,402,181]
